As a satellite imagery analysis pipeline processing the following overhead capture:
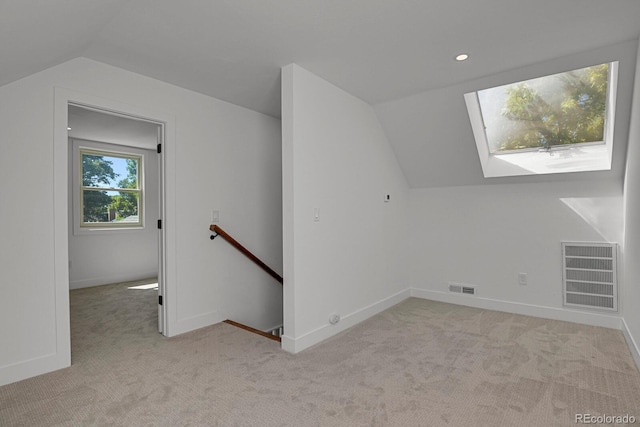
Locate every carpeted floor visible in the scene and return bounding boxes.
[1,279,639,426]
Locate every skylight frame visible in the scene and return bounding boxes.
[464,61,618,178]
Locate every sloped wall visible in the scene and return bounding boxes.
[378,41,636,333]
[374,40,637,189]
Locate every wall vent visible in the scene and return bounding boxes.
[462,286,476,295]
[449,283,476,296]
[562,242,617,312]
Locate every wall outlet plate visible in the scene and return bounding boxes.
[518,272,527,285]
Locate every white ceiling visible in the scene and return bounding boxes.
[3,0,640,187]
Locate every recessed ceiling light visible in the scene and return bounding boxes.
[455,53,469,61]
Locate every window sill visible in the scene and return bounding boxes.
[73,226,146,236]
[481,143,612,178]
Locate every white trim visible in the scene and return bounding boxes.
[622,318,640,372]
[172,311,222,336]
[464,61,618,178]
[281,288,411,354]
[72,139,149,234]
[0,353,57,386]
[54,87,177,341]
[281,285,625,355]
[410,288,622,330]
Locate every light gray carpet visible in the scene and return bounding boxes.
[1,279,639,426]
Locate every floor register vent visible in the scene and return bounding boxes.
[449,283,476,296]
[562,242,617,312]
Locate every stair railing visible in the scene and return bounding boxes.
[210,224,283,285]
[223,320,281,342]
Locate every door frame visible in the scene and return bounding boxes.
[54,88,176,361]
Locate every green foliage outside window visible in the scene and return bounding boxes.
[81,151,141,225]
[482,64,609,153]
[109,159,139,220]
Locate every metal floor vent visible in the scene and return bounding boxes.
[562,242,617,312]
[448,283,476,296]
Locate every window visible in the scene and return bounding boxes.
[79,147,143,228]
[464,62,618,178]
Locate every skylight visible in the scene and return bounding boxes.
[464,62,618,178]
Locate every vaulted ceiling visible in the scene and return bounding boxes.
[3,0,640,187]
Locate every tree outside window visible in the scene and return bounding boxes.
[478,63,609,153]
[80,149,142,227]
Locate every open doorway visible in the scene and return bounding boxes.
[67,104,165,335]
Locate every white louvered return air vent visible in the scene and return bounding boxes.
[562,242,617,312]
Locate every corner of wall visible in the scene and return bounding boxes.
[622,318,640,372]
[281,64,411,352]
[281,289,410,354]
[621,35,640,372]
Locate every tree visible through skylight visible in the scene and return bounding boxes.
[478,63,609,154]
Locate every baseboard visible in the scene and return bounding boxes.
[169,310,221,337]
[69,272,158,289]
[410,288,623,330]
[622,318,640,372]
[0,351,69,387]
[281,288,411,354]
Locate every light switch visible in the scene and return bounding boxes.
[314,208,320,222]
[211,210,220,223]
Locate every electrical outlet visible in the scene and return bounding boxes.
[329,314,340,325]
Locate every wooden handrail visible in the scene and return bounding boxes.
[210,224,283,285]
[223,320,281,342]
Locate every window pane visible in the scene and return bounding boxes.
[478,63,608,153]
[82,153,139,189]
[82,190,140,225]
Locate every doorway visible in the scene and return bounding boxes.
[67,103,166,334]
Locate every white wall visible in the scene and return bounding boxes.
[68,139,159,289]
[622,39,640,368]
[408,180,624,328]
[395,39,639,364]
[281,64,410,353]
[0,58,282,386]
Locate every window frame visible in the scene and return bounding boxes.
[464,61,618,178]
[72,139,147,234]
